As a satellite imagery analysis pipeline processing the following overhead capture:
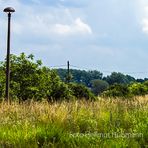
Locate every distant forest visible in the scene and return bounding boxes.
[56,69,148,97]
[56,68,148,87]
[0,53,148,100]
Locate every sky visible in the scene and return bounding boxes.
[0,0,148,78]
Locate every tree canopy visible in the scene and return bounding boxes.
[0,53,148,100]
[57,69,103,87]
[0,53,95,101]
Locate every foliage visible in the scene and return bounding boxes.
[102,82,148,97]
[9,53,49,100]
[57,69,103,87]
[48,75,72,101]
[0,53,72,101]
[0,53,99,101]
[129,83,148,96]
[104,72,135,85]
[56,69,148,97]
[0,64,5,98]
[69,83,96,100]
[1,53,148,100]
[102,84,130,98]
[91,79,109,96]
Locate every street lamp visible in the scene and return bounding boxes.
[3,7,15,101]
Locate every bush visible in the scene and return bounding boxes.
[102,82,148,98]
[69,83,96,100]
[129,83,148,96]
[0,66,5,99]
[102,84,130,98]
[91,79,109,96]
[48,81,72,101]
[0,53,96,101]
[0,53,73,101]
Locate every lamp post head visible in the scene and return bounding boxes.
[3,7,15,13]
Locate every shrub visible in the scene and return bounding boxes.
[0,53,96,101]
[128,83,148,96]
[69,83,96,100]
[0,66,5,99]
[91,79,109,96]
[48,81,72,101]
[102,84,130,98]
[0,53,72,101]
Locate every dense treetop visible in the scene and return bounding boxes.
[0,53,148,100]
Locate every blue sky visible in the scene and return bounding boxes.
[0,0,148,78]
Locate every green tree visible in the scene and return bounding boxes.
[57,69,103,87]
[9,53,50,100]
[91,79,109,96]
[47,70,72,101]
[0,53,71,101]
[129,83,148,96]
[104,72,134,85]
[69,83,96,100]
[0,63,5,98]
[102,84,130,97]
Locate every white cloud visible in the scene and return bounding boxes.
[138,1,148,34]
[142,18,148,33]
[75,18,92,34]
[53,18,92,35]
[14,11,92,36]
[54,24,71,34]
[5,2,92,38]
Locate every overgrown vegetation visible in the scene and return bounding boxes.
[0,97,147,147]
[102,82,148,98]
[0,53,147,147]
[0,53,95,101]
[1,53,148,100]
[57,68,148,97]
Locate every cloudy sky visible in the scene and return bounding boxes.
[0,0,148,78]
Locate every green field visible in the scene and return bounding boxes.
[0,97,147,148]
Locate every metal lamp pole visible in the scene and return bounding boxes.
[3,7,15,101]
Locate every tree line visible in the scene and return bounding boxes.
[0,53,148,101]
[0,53,95,101]
[57,68,148,97]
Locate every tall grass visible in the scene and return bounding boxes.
[0,97,147,147]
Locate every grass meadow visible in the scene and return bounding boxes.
[0,97,147,147]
